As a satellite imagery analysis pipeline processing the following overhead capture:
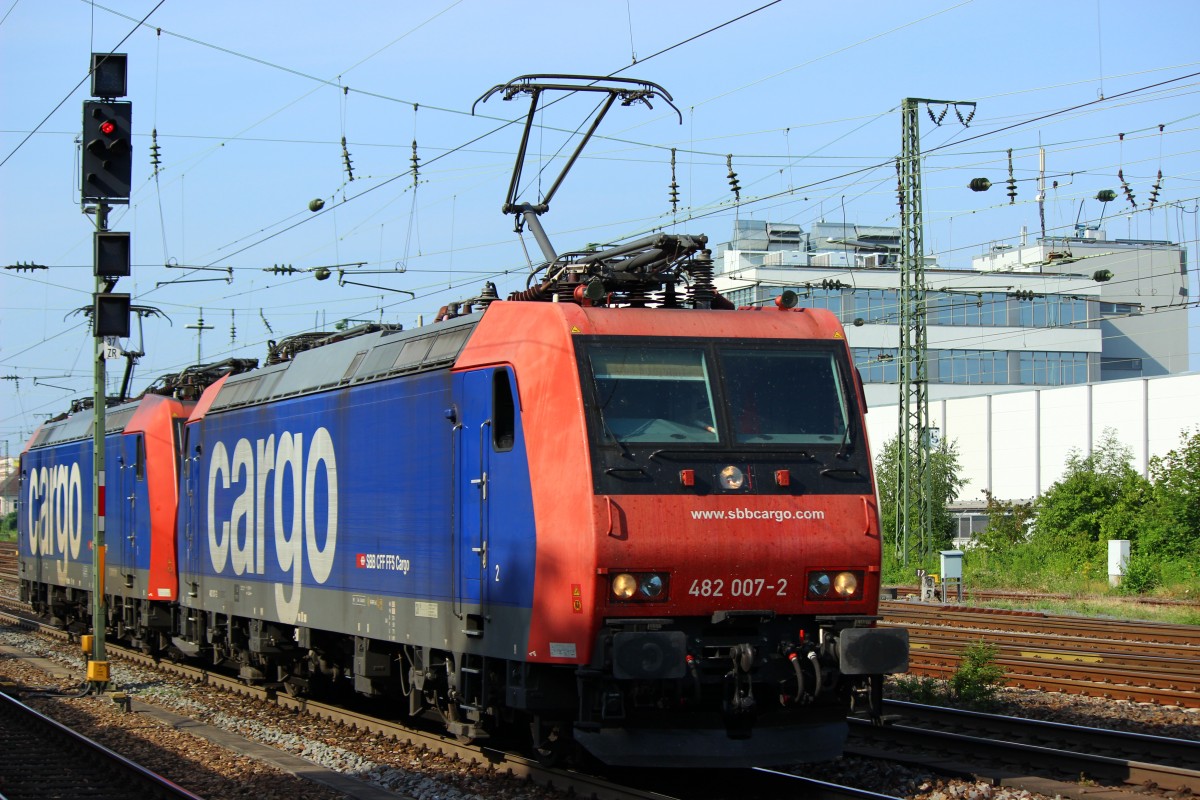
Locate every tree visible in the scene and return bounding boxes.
[874,433,966,571]
[1136,427,1200,564]
[975,490,1034,551]
[1031,429,1149,574]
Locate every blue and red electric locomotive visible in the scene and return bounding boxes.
[17,75,907,768]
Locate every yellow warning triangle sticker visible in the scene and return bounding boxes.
[571,326,582,334]
[833,331,843,338]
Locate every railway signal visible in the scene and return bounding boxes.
[83,52,132,694]
[90,52,127,98]
[93,293,132,338]
[94,231,130,277]
[82,101,133,201]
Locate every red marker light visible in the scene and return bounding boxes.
[99,120,116,135]
[679,469,695,487]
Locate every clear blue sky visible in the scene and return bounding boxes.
[3,0,1198,456]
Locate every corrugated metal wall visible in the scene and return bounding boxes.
[865,373,1200,506]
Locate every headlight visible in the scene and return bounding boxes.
[640,574,664,599]
[808,570,863,600]
[833,571,858,596]
[610,572,669,603]
[612,573,638,600]
[719,465,745,490]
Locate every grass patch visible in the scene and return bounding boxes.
[891,641,1006,709]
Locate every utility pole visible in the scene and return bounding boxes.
[91,201,111,691]
[896,97,975,567]
[83,52,134,693]
[186,308,214,365]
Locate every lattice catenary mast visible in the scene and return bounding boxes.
[895,97,975,566]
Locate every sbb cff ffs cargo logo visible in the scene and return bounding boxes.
[204,427,339,624]
[25,461,86,565]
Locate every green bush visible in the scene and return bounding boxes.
[0,511,17,540]
[890,641,1005,709]
[1117,550,1162,596]
[949,641,1005,707]
[890,674,944,704]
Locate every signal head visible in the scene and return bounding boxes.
[81,101,133,201]
[90,52,127,99]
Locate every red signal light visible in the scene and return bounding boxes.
[99,120,116,135]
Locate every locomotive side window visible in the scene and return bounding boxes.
[718,349,848,444]
[492,369,515,452]
[588,346,718,444]
[135,435,146,480]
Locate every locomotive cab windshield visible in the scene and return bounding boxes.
[584,339,852,447]
[578,336,868,496]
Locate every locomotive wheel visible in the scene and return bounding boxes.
[531,721,567,767]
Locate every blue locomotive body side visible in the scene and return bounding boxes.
[20,438,93,589]
[20,433,157,588]
[106,431,154,578]
[19,393,190,625]
[178,363,537,656]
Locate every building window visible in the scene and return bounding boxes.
[1099,301,1139,316]
[1101,356,1143,371]
[1018,351,1089,386]
[1016,295,1091,328]
[724,286,757,308]
[848,288,898,324]
[852,348,899,383]
[933,349,1008,384]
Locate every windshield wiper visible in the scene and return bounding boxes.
[605,466,648,478]
[820,466,864,480]
[834,421,855,461]
[596,408,635,460]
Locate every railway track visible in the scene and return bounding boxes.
[0,600,901,800]
[882,601,1200,707]
[853,700,1200,793]
[4,564,1197,799]
[0,688,204,800]
[0,544,16,576]
[882,601,1200,646]
[3,599,1195,800]
[626,765,906,800]
[0,602,682,800]
[884,699,1200,767]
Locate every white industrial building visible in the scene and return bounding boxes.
[713,219,1195,529]
[862,372,1200,540]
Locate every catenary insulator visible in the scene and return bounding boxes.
[150,128,162,174]
[341,136,354,182]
